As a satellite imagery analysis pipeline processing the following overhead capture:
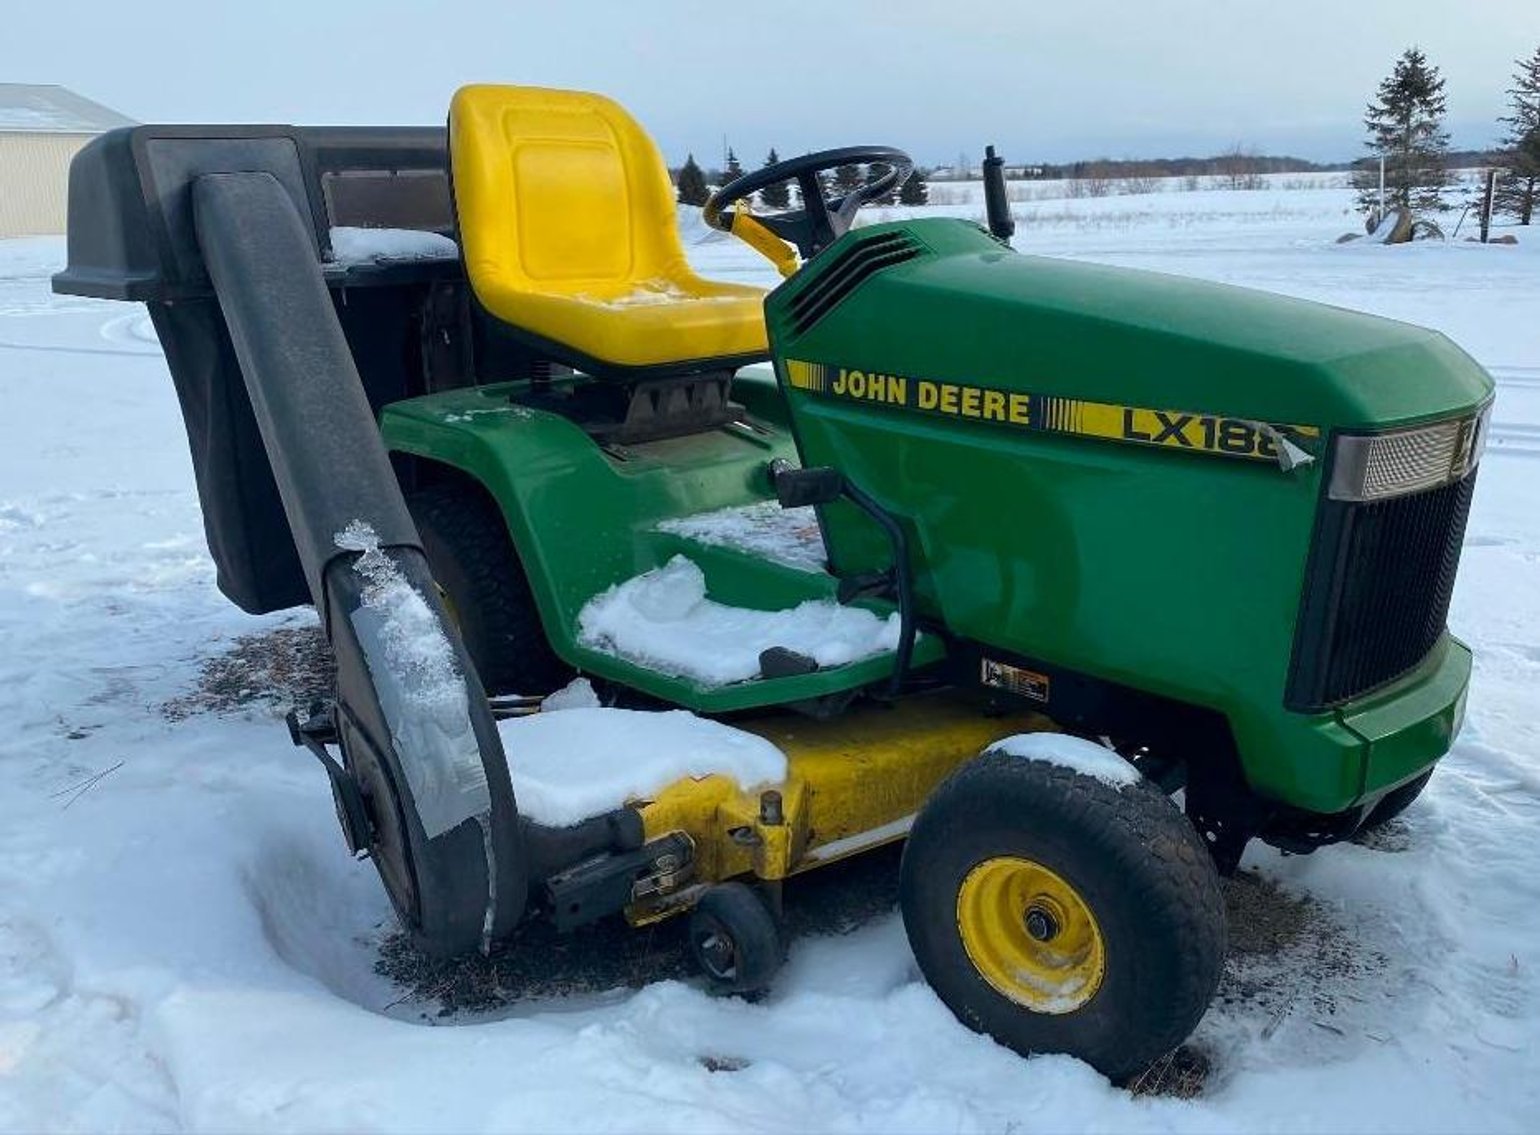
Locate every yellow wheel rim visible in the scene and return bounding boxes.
[955,856,1106,1014]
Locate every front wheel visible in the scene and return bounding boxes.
[688,882,784,996]
[900,737,1226,1083]
[1360,768,1434,833]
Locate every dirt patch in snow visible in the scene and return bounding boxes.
[376,843,909,1017]
[1216,868,1384,1022]
[1223,869,1314,959]
[1351,817,1414,853]
[1127,1044,1211,1099]
[164,622,334,720]
[373,852,1387,1100]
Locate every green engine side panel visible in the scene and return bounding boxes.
[379,370,938,713]
[766,219,1492,811]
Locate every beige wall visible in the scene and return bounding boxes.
[0,132,93,238]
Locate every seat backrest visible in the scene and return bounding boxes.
[449,85,690,301]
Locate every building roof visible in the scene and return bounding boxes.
[0,84,135,134]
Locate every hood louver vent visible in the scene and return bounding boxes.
[788,231,921,336]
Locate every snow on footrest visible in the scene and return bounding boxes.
[497,704,787,827]
[656,501,828,574]
[577,555,900,687]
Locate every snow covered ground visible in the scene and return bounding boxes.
[1,179,1538,1132]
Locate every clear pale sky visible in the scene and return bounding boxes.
[4,1,1537,165]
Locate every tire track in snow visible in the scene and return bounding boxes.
[99,312,161,349]
[1486,420,1540,461]
[0,310,161,359]
[0,337,159,360]
[1490,366,1540,390]
[0,915,180,1130]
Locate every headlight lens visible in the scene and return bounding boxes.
[1329,403,1491,502]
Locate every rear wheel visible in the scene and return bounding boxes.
[900,743,1226,1084]
[407,479,571,697]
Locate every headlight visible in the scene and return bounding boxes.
[1328,403,1491,502]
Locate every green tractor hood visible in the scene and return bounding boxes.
[769,218,1491,435]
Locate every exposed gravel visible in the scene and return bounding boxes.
[163,621,333,720]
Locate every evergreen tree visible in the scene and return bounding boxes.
[898,168,930,206]
[833,163,865,195]
[1351,47,1453,216]
[676,154,709,206]
[1495,45,1540,225]
[723,147,744,184]
[759,149,791,208]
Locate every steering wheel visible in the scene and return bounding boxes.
[703,146,913,275]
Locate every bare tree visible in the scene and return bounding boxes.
[1216,145,1266,190]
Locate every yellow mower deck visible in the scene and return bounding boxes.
[626,692,1049,926]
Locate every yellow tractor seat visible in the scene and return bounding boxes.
[449,85,769,373]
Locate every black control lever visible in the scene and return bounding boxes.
[768,460,917,694]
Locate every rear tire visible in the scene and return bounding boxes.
[407,480,571,697]
[900,745,1226,1084]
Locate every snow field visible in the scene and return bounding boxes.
[0,179,1537,1131]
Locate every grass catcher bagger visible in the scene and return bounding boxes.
[53,84,1492,1082]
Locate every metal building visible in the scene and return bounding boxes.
[0,85,134,238]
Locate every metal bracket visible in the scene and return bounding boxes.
[545,831,695,932]
[287,701,372,857]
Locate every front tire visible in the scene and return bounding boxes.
[900,743,1226,1083]
[688,882,784,995]
[1360,768,1434,833]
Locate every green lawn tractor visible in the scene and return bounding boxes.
[54,84,1491,1082]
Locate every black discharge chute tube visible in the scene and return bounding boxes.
[190,171,527,955]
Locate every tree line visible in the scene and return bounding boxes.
[669,44,1540,227]
[674,148,929,210]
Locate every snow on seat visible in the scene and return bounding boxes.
[498,692,786,826]
[655,501,827,573]
[577,555,899,687]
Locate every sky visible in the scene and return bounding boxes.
[3,1,1538,166]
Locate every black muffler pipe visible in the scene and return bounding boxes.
[191,171,526,955]
[983,145,1015,243]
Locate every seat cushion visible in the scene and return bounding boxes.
[474,271,769,368]
[450,85,768,369]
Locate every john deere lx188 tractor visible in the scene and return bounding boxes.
[54,85,1490,1081]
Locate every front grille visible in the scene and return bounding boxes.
[1286,467,1476,712]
